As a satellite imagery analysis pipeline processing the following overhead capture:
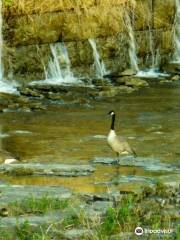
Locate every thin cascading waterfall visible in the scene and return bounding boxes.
[124,8,168,78]
[46,42,78,84]
[173,0,180,63]
[124,10,139,72]
[32,42,80,85]
[88,39,108,78]
[136,27,169,78]
[0,0,18,94]
[47,44,64,81]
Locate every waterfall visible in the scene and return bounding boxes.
[124,11,139,72]
[136,28,169,78]
[88,39,108,78]
[32,42,80,85]
[124,8,168,78]
[47,43,76,83]
[0,0,18,94]
[173,0,180,63]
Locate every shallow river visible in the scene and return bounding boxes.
[0,83,180,193]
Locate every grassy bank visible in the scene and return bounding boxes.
[0,183,179,240]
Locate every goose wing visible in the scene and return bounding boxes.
[116,136,137,156]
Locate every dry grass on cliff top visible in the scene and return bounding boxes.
[4,0,136,15]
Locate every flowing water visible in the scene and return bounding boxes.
[124,9,169,78]
[136,29,169,78]
[88,39,108,78]
[0,83,179,193]
[32,42,80,85]
[124,10,139,72]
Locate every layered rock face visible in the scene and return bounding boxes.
[3,0,175,82]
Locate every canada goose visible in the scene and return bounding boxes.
[107,110,136,161]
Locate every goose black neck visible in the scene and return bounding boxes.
[111,114,115,130]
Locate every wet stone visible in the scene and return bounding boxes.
[0,185,72,206]
[0,163,95,177]
[28,84,95,95]
[119,68,137,76]
[92,156,179,172]
[125,77,149,87]
[20,88,43,98]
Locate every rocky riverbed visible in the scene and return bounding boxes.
[0,70,179,113]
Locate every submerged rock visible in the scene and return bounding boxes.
[98,86,135,98]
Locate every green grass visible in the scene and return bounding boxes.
[10,195,69,216]
[16,221,52,240]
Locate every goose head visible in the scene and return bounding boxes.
[108,110,115,116]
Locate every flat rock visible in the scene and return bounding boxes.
[119,69,137,76]
[125,77,149,87]
[28,84,95,95]
[0,185,72,206]
[0,163,95,177]
[92,156,179,172]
